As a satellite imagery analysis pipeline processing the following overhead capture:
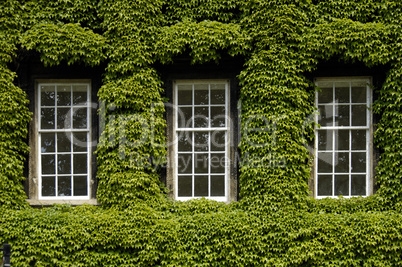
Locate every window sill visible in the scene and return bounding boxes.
[26,198,99,207]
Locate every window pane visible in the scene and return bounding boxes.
[352,86,366,103]
[211,131,225,151]
[318,105,333,126]
[57,108,71,129]
[73,107,87,129]
[210,84,225,104]
[73,176,88,196]
[211,175,225,196]
[194,175,208,197]
[335,152,349,173]
[335,86,349,103]
[317,87,333,103]
[57,85,71,106]
[318,130,332,151]
[57,133,71,152]
[41,108,55,129]
[42,155,55,174]
[177,85,192,105]
[72,132,88,152]
[211,106,226,127]
[178,107,192,128]
[74,154,87,174]
[335,175,349,196]
[351,130,366,150]
[58,176,71,196]
[178,132,192,152]
[41,86,56,106]
[178,176,192,197]
[73,85,87,105]
[194,131,208,151]
[178,154,192,174]
[194,84,208,105]
[335,105,349,126]
[317,175,332,196]
[42,176,56,196]
[194,153,208,173]
[317,152,332,173]
[58,154,71,174]
[351,105,367,126]
[210,153,225,173]
[335,130,349,151]
[352,152,366,173]
[41,133,55,153]
[351,175,366,196]
[194,106,208,128]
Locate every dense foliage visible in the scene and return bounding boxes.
[1,0,402,265]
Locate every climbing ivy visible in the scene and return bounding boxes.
[1,0,402,265]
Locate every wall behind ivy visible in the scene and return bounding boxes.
[1,0,402,265]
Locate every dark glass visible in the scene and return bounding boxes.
[351,130,366,150]
[177,85,192,105]
[194,131,209,151]
[74,154,87,174]
[42,176,56,196]
[317,152,332,173]
[351,87,366,103]
[58,154,71,174]
[317,130,332,151]
[210,85,225,104]
[334,152,349,173]
[335,105,349,126]
[178,176,192,197]
[194,84,208,105]
[58,176,71,196]
[351,175,366,196]
[57,133,71,152]
[335,130,349,151]
[335,175,349,196]
[194,153,208,173]
[73,86,87,105]
[178,154,192,174]
[42,155,55,174]
[57,108,71,129]
[318,105,333,126]
[73,176,88,196]
[317,175,332,196]
[41,133,55,153]
[41,86,56,106]
[72,132,88,152]
[178,107,192,128]
[351,152,366,173]
[57,85,71,106]
[317,87,333,104]
[210,153,225,173]
[351,105,366,126]
[211,175,225,196]
[178,132,192,152]
[194,106,208,128]
[41,108,55,129]
[73,108,87,129]
[194,175,208,197]
[211,131,225,151]
[335,87,349,103]
[211,106,225,127]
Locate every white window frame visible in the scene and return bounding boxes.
[173,80,230,202]
[37,82,91,200]
[315,77,372,198]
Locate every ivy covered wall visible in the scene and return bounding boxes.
[1,0,402,265]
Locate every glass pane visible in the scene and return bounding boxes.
[178,154,192,174]
[317,152,332,173]
[335,105,349,126]
[41,108,55,129]
[194,153,208,173]
[210,84,225,104]
[211,106,226,127]
[335,175,349,196]
[211,131,225,151]
[57,108,71,129]
[57,133,71,152]
[194,84,208,105]
[72,132,88,152]
[57,85,71,106]
[42,155,55,174]
[210,153,225,173]
[178,132,192,152]
[178,107,192,128]
[335,152,349,173]
[318,105,333,126]
[317,87,333,104]
[74,154,87,174]
[194,131,209,151]
[73,85,87,105]
[42,176,56,196]
[351,152,366,173]
[41,86,55,106]
[58,154,71,174]
[58,176,71,196]
[352,105,367,126]
[352,86,366,103]
[194,107,208,128]
[351,175,366,196]
[177,85,192,105]
[351,130,366,150]
[335,130,349,151]
[317,175,332,196]
[73,108,87,129]
[41,133,55,153]
[178,176,192,197]
[73,176,88,196]
[211,175,225,196]
[194,175,208,197]
[317,130,332,151]
[335,86,349,103]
